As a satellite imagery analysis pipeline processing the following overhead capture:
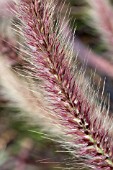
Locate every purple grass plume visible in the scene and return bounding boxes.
[15,0,113,169]
[0,37,19,65]
[86,0,113,53]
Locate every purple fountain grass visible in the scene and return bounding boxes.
[0,0,21,65]
[15,0,113,169]
[74,38,113,79]
[0,37,19,65]
[86,0,113,53]
[0,0,15,17]
[0,56,62,135]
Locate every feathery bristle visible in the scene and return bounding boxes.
[15,0,113,169]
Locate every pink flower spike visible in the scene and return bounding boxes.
[15,0,113,169]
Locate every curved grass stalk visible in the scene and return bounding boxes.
[15,0,113,169]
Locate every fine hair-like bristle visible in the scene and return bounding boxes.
[15,0,113,169]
